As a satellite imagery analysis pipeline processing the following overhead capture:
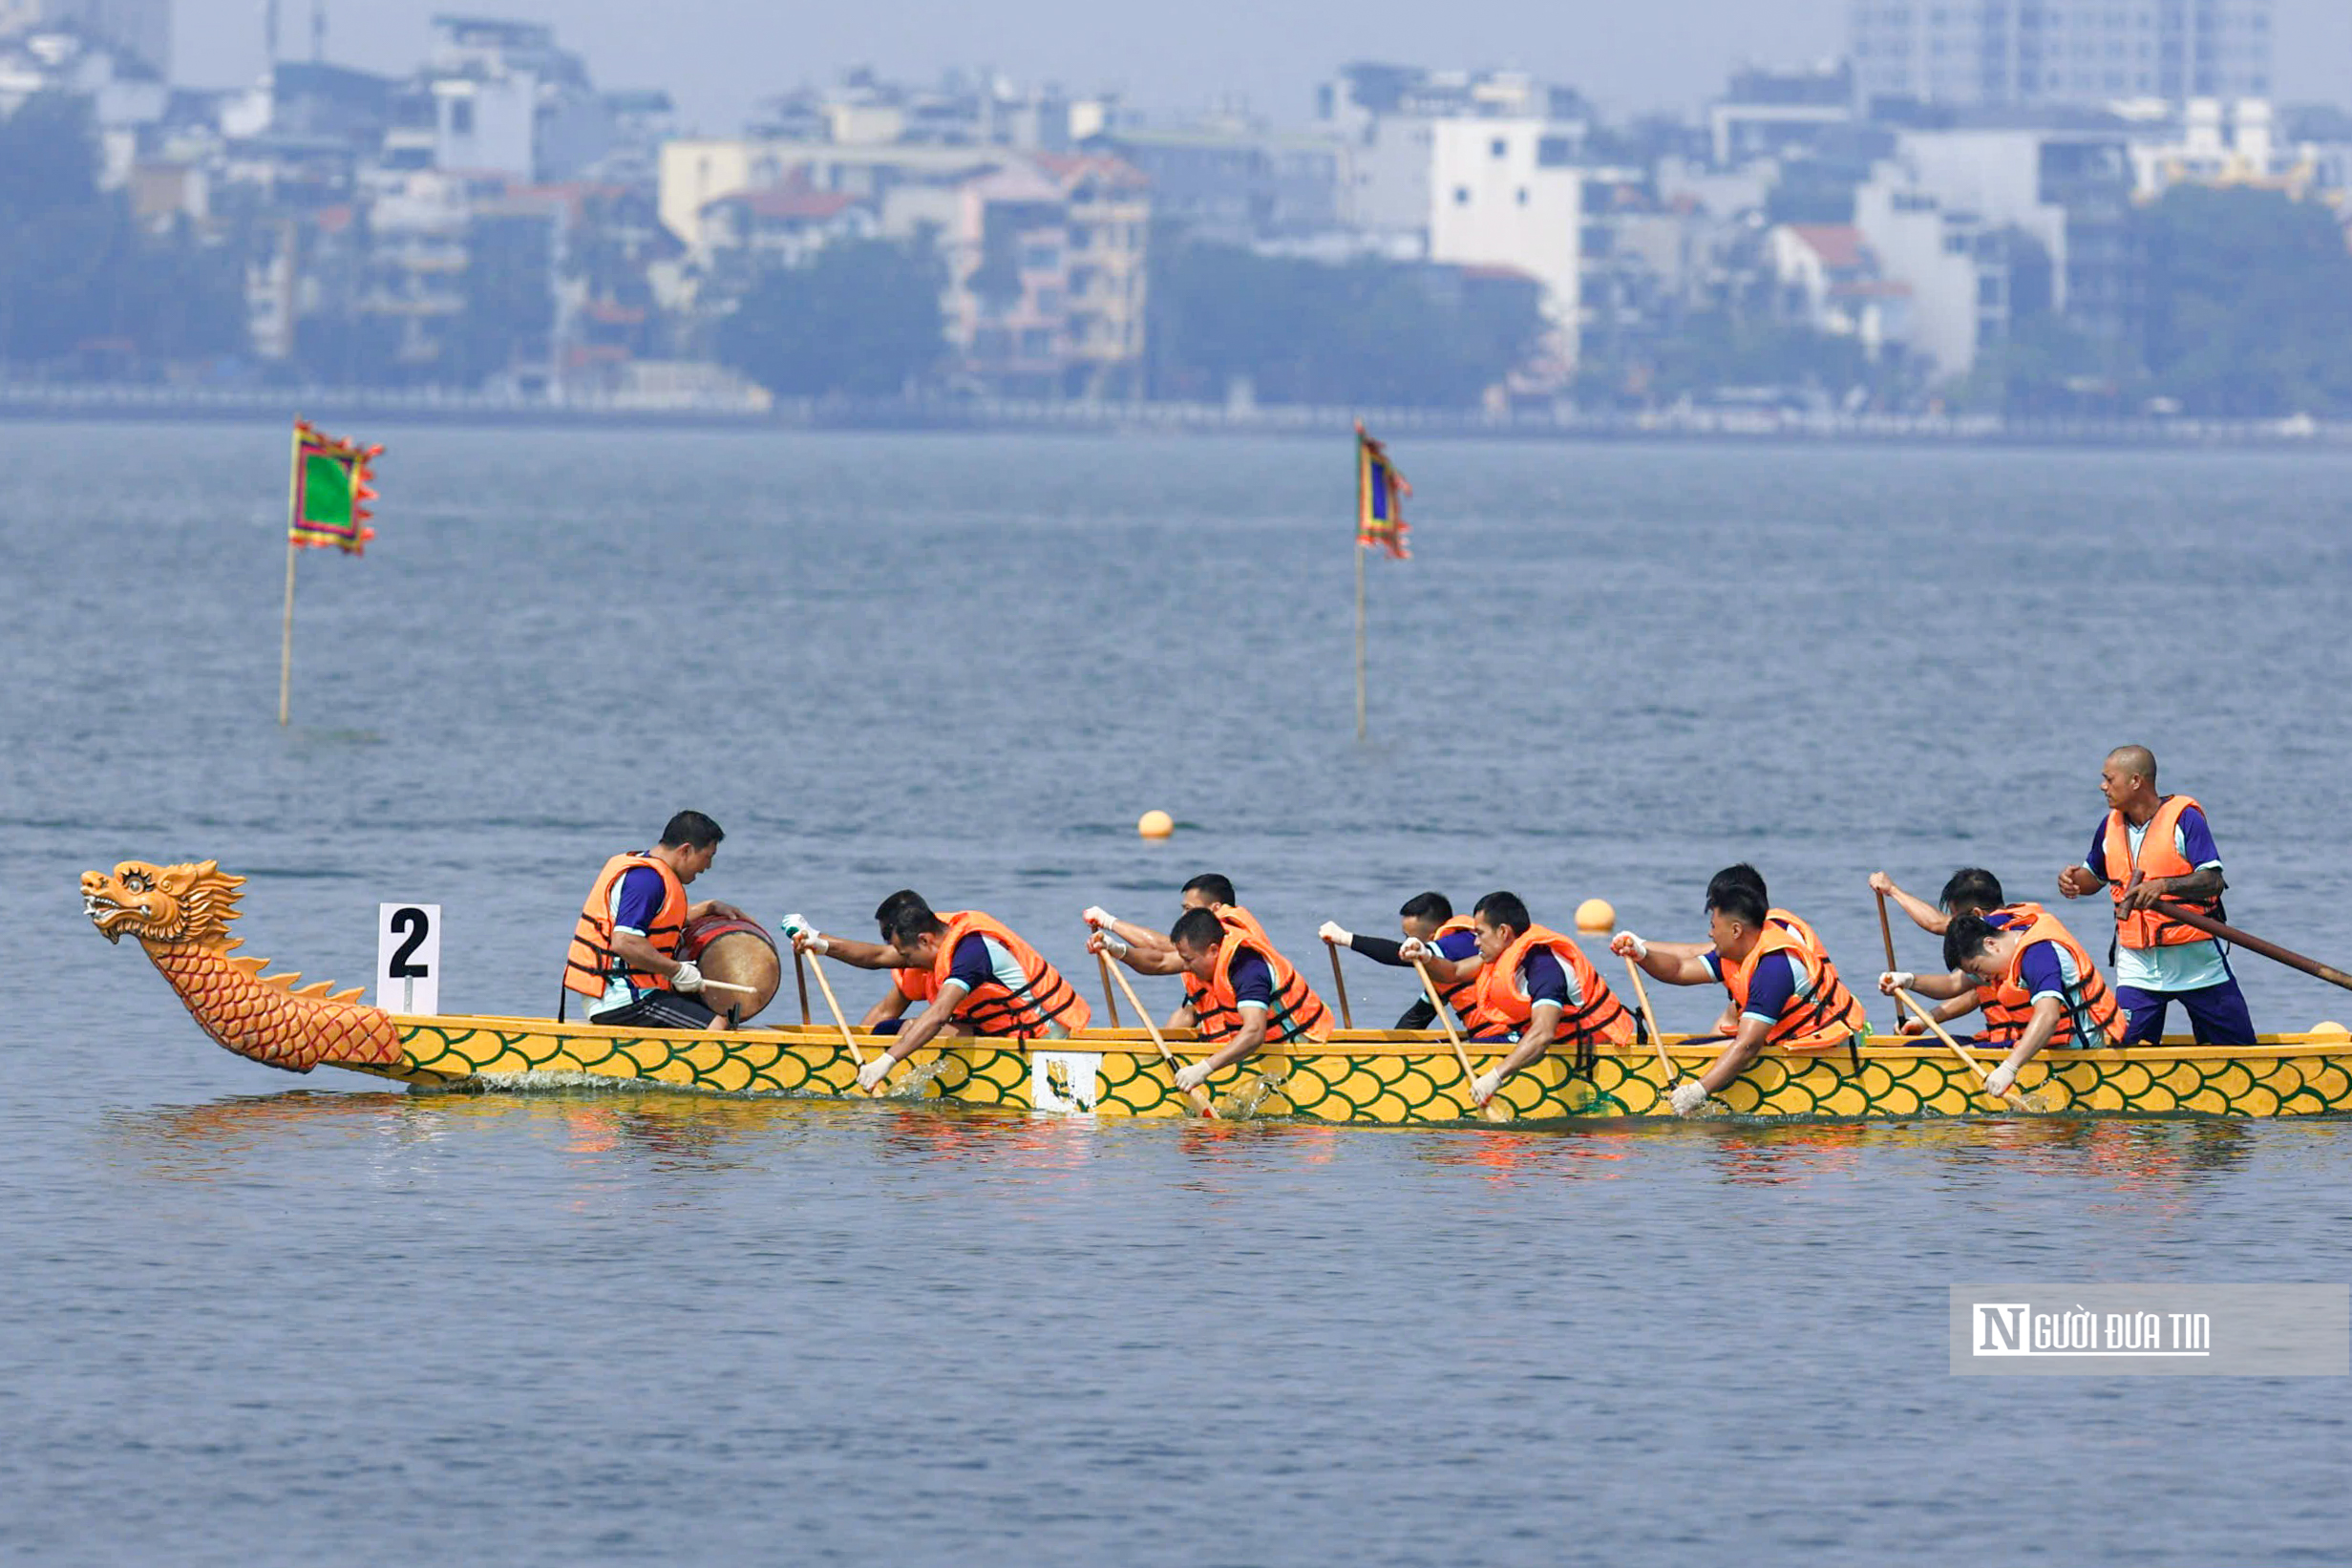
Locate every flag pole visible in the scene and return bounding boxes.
[278,420,302,727]
[1354,540,1373,742]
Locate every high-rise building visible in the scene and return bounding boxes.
[0,0,169,74]
[1851,1,2273,109]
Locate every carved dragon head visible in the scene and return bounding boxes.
[82,860,246,948]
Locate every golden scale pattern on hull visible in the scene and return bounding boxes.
[376,1018,2352,1122]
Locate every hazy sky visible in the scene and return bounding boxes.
[175,0,2351,133]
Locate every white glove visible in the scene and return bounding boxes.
[1398,937,1432,963]
[857,1055,892,1092]
[1092,928,1131,958]
[1175,1061,1212,1092]
[1984,1062,2018,1099]
[1472,1069,1503,1105]
[669,960,704,993]
[1319,921,1352,947]
[1083,905,1119,930]
[1613,932,1648,961]
[779,913,814,939]
[1669,1080,1710,1116]
[1879,970,1916,995]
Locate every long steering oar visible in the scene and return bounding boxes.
[1895,986,2039,1112]
[1324,938,1354,1028]
[1412,958,1510,1123]
[1105,960,1218,1117]
[802,950,873,1084]
[2153,898,2352,995]
[1875,888,1902,1038]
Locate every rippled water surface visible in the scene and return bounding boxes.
[5,423,2350,1564]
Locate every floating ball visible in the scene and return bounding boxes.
[1137,810,1175,839]
[1575,898,1616,933]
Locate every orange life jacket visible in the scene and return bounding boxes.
[1429,915,1507,1034]
[930,910,1091,1037]
[1768,907,1852,997]
[2098,795,2221,951]
[1994,907,2121,1049]
[896,964,940,1005]
[1196,927,1333,1044]
[1971,903,2046,1042]
[1719,922,1870,1049]
[1181,903,1265,1037]
[563,852,688,1000]
[1470,923,1634,1045]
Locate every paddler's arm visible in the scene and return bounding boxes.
[1483,1001,1561,1087]
[1878,969,1974,1001]
[794,931,901,970]
[1611,933,1716,986]
[883,983,965,1060]
[1177,1007,1267,1088]
[1392,935,1483,987]
[1088,923,1185,976]
[1328,925,1409,967]
[1984,996,2065,1098]
[1694,1013,1773,1095]
[1868,872,1948,935]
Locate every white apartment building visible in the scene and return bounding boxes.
[1426,117,1585,363]
[0,0,167,74]
[1852,0,2273,108]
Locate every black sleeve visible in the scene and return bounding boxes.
[1349,935,1409,966]
[1392,997,1437,1030]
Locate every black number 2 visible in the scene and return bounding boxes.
[389,907,432,978]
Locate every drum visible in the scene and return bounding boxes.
[677,915,782,1025]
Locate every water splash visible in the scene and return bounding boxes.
[885,1056,953,1099]
[1215,1072,1286,1120]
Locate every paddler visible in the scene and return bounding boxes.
[786,892,1091,1090]
[1693,864,1849,1037]
[1162,904,1334,1093]
[1318,892,1488,1029]
[1921,907,2125,1097]
[1610,876,1870,1116]
[1866,868,2020,1040]
[1412,891,1633,1106]
[561,811,748,1028]
[2055,746,2255,1046]
[1084,874,1265,1035]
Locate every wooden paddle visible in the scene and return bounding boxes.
[1620,955,1685,1096]
[1875,888,1902,1037]
[1895,985,2037,1112]
[1106,960,1218,1117]
[1412,957,1511,1123]
[801,950,872,1080]
[1096,950,1124,1028]
[794,949,811,1026]
[2152,897,2352,995]
[1325,938,1354,1028]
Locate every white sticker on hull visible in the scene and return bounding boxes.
[1032,1050,1103,1114]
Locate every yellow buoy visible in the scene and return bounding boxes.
[2311,1021,2349,1040]
[1137,810,1175,839]
[1575,898,1616,934]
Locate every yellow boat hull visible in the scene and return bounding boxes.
[366,1016,2352,1121]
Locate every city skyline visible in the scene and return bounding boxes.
[166,0,2352,131]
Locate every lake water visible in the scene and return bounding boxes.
[3,422,2349,1564]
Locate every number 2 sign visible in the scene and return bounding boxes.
[376,902,441,1015]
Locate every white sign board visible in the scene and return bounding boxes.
[1031,1050,1102,1114]
[376,902,441,1015]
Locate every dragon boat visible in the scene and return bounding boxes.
[84,858,2352,1123]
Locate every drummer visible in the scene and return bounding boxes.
[561,811,749,1029]
[788,892,1090,1091]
